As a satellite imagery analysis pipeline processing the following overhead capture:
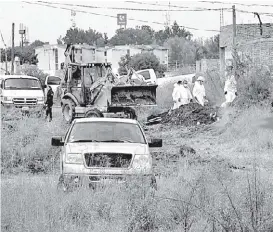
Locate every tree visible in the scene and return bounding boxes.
[104,33,108,45]
[57,36,63,45]
[155,21,192,45]
[194,34,219,60]
[165,37,196,65]
[109,28,154,46]
[118,52,167,77]
[62,27,104,46]
[1,40,45,65]
[118,54,131,75]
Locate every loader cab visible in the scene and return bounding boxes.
[61,63,113,106]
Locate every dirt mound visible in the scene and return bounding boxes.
[146,103,218,126]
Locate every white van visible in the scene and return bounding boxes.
[0,75,45,112]
[45,75,61,94]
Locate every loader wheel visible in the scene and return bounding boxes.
[85,109,103,118]
[62,99,75,123]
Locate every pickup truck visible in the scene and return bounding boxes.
[52,117,162,191]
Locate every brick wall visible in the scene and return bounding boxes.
[240,38,273,67]
[220,23,273,49]
[220,23,273,73]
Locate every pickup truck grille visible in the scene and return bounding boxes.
[84,153,132,168]
[13,98,37,105]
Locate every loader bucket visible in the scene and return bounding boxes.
[110,85,158,106]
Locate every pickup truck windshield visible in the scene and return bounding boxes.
[67,121,146,144]
[4,78,41,90]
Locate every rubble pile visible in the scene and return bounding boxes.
[146,103,219,126]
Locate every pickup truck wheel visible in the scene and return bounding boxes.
[62,99,75,123]
[85,109,103,118]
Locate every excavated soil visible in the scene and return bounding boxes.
[147,103,219,126]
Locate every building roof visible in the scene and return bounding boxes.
[35,44,67,50]
[35,43,96,51]
[0,75,39,80]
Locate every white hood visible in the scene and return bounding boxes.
[2,89,44,98]
[66,142,148,155]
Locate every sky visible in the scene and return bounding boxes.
[0,0,273,48]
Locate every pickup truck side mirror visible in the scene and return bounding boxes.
[148,139,162,147]
[52,136,64,146]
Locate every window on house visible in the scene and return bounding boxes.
[80,56,82,61]
[80,49,82,54]
[55,49,58,70]
[104,51,107,56]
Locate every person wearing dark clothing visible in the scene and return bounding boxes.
[45,85,54,122]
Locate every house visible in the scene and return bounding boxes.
[35,43,96,75]
[220,23,273,77]
[96,45,169,72]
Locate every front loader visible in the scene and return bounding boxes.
[59,44,158,123]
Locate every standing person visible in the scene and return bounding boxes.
[221,66,237,107]
[193,76,208,106]
[45,85,54,122]
[172,80,182,110]
[180,79,193,105]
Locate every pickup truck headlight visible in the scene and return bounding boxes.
[3,96,12,101]
[132,154,152,172]
[37,97,44,101]
[66,153,83,164]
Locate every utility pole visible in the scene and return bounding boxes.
[0,30,8,74]
[232,5,236,77]
[11,23,15,74]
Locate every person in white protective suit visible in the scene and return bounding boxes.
[172,80,193,110]
[221,71,237,108]
[172,80,182,110]
[193,76,208,106]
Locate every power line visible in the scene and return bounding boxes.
[22,1,220,32]
[125,0,273,17]
[38,1,225,12]
[125,0,229,11]
[197,0,273,8]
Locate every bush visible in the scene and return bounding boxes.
[1,108,68,174]
[235,66,273,107]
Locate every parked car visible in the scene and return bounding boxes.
[52,117,162,191]
[0,75,45,114]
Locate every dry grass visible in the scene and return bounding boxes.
[1,75,273,231]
